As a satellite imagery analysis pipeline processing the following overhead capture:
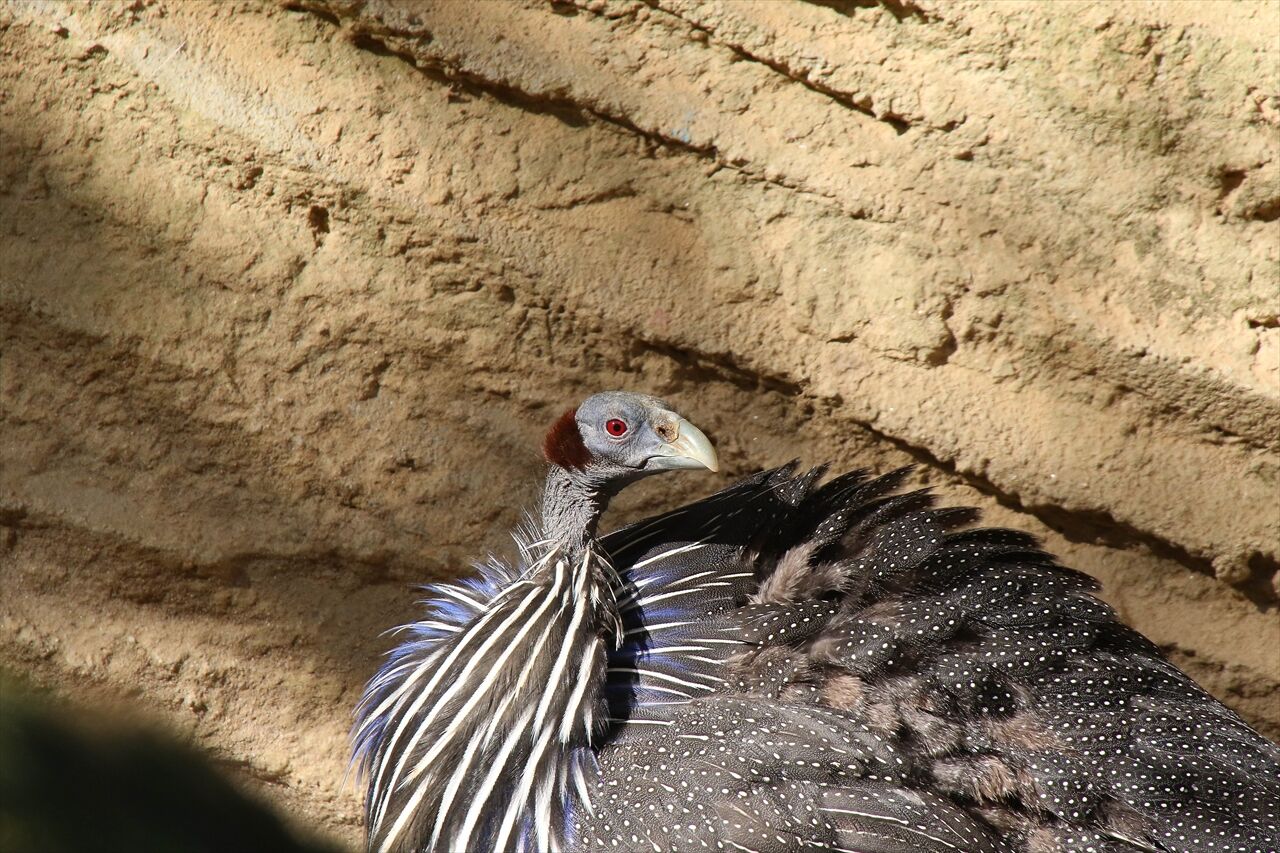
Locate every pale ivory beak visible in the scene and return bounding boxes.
[647,416,719,472]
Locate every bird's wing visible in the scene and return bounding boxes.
[601,465,1280,853]
[584,694,1013,852]
[603,465,796,717]
[596,468,1009,852]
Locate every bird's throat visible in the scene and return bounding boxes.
[540,464,615,558]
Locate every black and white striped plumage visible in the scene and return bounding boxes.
[354,542,615,852]
[353,395,1280,853]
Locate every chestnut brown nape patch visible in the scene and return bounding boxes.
[543,408,590,469]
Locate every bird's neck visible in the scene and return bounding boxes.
[362,467,627,853]
[540,464,617,557]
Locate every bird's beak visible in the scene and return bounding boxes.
[647,416,719,473]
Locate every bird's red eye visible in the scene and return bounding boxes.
[605,418,628,437]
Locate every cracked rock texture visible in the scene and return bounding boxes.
[1,0,1277,845]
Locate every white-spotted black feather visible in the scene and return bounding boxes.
[354,437,1279,853]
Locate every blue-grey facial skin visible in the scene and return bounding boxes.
[574,392,718,476]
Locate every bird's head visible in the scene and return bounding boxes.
[543,391,718,486]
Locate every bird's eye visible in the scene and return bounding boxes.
[605,418,628,437]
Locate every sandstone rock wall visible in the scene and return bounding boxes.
[1,0,1276,845]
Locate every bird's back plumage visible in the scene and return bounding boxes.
[356,462,1280,853]
[585,464,1280,853]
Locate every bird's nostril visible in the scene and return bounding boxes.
[655,421,677,442]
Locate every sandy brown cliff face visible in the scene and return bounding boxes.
[1,0,1277,845]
